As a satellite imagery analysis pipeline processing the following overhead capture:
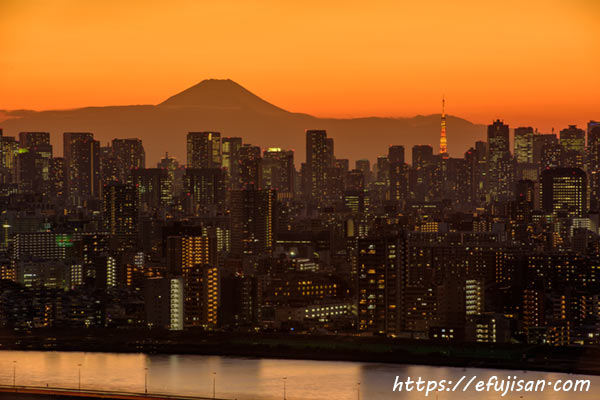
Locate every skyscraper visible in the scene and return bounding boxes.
[222,137,242,188]
[187,132,222,168]
[355,159,371,185]
[538,135,562,169]
[165,234,218,328]
[166,233,214,275]
[412,145,433,169]
[357,235,406,335]
[102,182,138,237]
[132,168,172,211]
[230,188,276,256]
[99,144,118,185]
[157,152,183,194]
[559,125,585,168]
[111,138,145,182]
[376,156,390,184]
[0,134,18,185]
[239,144,262,189]
[262,148,295,197]
[587,121,600,210]
[533,133,558,165]
[16,132,52,194]
[514,127,534,163]
[183,264,219,329]
[183,168,226,215]
[50,157,65,200]
[19,131,50,149]
[541,167,586,218]
[487,120,513,202]
[64,132,100,203]
[305,130,332,204]
[388,145,408,203]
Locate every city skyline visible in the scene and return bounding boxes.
[1,78,597,166]
[3,107,600,387]
[3,1,600,396]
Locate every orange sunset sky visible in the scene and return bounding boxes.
[1,0,599,131]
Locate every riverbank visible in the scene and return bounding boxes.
[1,329,599,376]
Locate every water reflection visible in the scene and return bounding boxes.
[0,351,598,399]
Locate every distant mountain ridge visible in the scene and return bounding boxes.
[0,79,486,165]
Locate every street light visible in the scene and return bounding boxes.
[12,361,16,389]
[212,372,216,400]
[78,364,82,391]
[283,377,287,400]
[144,367,148,395]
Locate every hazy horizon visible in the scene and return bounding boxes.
[0,77,596,133]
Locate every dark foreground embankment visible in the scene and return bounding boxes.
[1,328,599,376]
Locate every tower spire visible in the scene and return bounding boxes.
[439,96,448,158]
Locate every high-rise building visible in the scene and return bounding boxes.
[102,182,138,237]
[515,179,535,221]
[473,141,488,205]
[132,168,172,211]
[514,127,534,163]
[305,130,332,204]
[533,133,558,165]
[388,145,408,203]
[589,121,600,149]
[465,279,484,316]
[183,264,219,329]
[239,144,262,189]
[166,234,214,275]
[411,145,434,202]
[187,132,222,168]
[230,188,276,256]
[376,156,390,184]
[559,125,585,168]
[16,132,52,194]
[111,138,145,181]
[326,157,347,202]
[487,120,513,202]
[357,235,406,335]
[19,131,50,148]
[164,234,218,328]
[183,168,226,215]
[262,148,295,197]
[0,134,18,185]
[541,168,586,218]
[144,276,184,330]
[99,144,118,185]
[222,137,242,188]
[12,232,74,261]
[157,152,183,194]
[412,145,433,169]
[355,159,371,185]
[64,132,100,203]
[586,121,600,210]
[50,157,65,200]
[539,135,562,169]
[343,189,370,213]
[346,169,365,191]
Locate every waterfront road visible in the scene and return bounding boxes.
[0,385,235,400]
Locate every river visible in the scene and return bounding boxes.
[0,351,598,399]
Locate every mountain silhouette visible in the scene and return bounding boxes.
[159,79,291,115]
[0,79,486,166]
